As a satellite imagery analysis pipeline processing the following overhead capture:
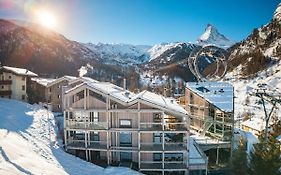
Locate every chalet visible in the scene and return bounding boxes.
[63,79,207,175]
[0,66,37,101]
[185,82,234,141]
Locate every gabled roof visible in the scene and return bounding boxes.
[186,82,234,112]
[46,76,77,87]
[65,79,188,116]
[1,66,38,77]
[31,77,56,87]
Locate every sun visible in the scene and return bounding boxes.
[35,10,57,29]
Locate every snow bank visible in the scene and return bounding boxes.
[0,99,141,175]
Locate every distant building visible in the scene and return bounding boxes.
[185,82,234,141]
[241,117,275,137]
[63,78,207,175]
[0,66,37,101]
[185,82,234,166]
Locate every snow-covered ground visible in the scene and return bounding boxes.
[0,99,141,175]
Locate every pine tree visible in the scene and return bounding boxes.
[248,121,281,175]
[228,142,249,175]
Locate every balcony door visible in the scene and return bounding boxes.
[119,132,132,147]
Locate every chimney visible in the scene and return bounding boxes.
[123,78,126,90]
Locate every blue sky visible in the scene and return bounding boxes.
[0,0,279,45]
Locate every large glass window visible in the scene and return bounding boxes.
[120,132,132,147]
[153,133,162,143]
[120,152,132,161]
[153,153,162,161]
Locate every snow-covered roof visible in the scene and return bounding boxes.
[241,117,266,132]
[1,66,38,77]
[186,82,234,112]
[66,79,188,116]
[47,75,77,87]
[31,77,56,87]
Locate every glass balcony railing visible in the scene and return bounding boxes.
[66,121,108,130]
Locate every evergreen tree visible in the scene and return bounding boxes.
[248,121,281,175]
[228,143,249,175]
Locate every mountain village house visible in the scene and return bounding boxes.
[0,66,37,101]
[185,82,234,164]
[63,79,207,175]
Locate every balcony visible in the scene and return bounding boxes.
[66,140,86,149]
[66,121,108,130]
[139,161,187,170]
[88,141,107,150]
[0,80,12,85]
[140,142,187,151]
[0,90,12,96]
[140,143,162,151]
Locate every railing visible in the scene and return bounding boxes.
[0,80,12,85]
[165,142,187,151]
[164,123,187,131]
[139,123,163,131]
[0,90,12,96]
[140,161,163,170]
[88,141,107,149]
[66,120,108,130]
[66,140,86,148]
[140,143,162,151]
[140,142,187,151]
[139,161,187,170]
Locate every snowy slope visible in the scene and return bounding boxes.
[225,60,281,121]
[196,24,234,48]
[0,99,141,175]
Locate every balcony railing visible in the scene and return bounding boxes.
[0,80,12,85]
[66,121,108,130]
[140,143,162,151]
[140,142,187,151]
[139,123,162,131]
[88,141,107,150]
[0,90,12,96]
[66,140,86,148]
[139,161,187,170]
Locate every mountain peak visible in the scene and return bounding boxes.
[196,24,234,48]
[273,3,281,21]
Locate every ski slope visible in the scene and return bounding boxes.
[0,98,141,175]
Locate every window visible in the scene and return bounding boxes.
[22,85,25,91]
[49,88,52,93]
[58,95,60,99]
[153,153,162,161]
[58,85,60,89]
[153,113,161,123]
[8,75,11,79]
[58,104,60,109]
[22,95,25,100]
[119,119,132,128]
[90,132,99,141]
[153,133,162,143]
[120,132,132,147]
[22,77,25,81]
[1,86,3,89]
[90,112,99,123]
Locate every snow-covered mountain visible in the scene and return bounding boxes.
[196,24,235,48]
[224,3,281,121]
[225,2,281,78]
[85,43,151,65]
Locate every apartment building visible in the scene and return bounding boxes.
[46,76,78,112]
[0,66,37,101]
[185,82,234,141]
[63,80,193,175]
